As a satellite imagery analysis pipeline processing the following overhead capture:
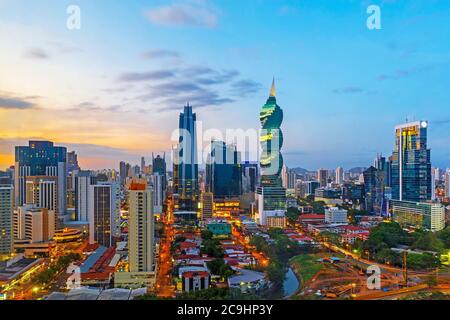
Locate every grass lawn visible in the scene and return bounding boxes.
[290,253,326,284]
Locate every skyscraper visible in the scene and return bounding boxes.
[152,153,167,205]
[67,151,80,174]
[128,181,154,273]
[242,162,258,193]
[151,173,164,215]
[0,185,13,255]
[317,169,328,187]
[256,79,287,226]
[140,157,146,174]
[75,171,96,222]
[445,170,450,198]
[88,184,113,247]
[374,153,392,187]
[206,140,242,198]
[363,166,385,215]
[15,141,67,227]
[335,167,344,185]
[176,104,199,212]
[24,176,58,215]
[281,165,289,189]
[390,121,432,202]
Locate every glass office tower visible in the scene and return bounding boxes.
[390,121,432,202]
[257,79,286,221]
[205,140,242,198]
[15,141,67,226]
[176,104,199,211]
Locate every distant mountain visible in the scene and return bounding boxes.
[348,167,367,174]
[291,167,309,175]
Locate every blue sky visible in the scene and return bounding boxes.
[0,0,449,170]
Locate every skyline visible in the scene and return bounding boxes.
[1,0,450,170]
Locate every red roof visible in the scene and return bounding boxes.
[180,242,198,249]
[298,214,325,220]
[129,182,146,191]
[182,271,210,278]
[340,225,369,232]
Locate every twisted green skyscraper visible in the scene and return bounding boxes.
[260,78,284,187]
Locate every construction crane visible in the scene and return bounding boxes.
[403,251,408,287]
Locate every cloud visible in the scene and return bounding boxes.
[135,80,234,112]
[142,49,180,59]
[377,67,421,81]
[230,80,262,97]
[0,95,36,110]
[333,87,365,94]
[24,47,49,59]
[194,69,240,85]
[66,102,122,113]
[386,41,418,58]
[145,3,218,28]
[117,70,176,82]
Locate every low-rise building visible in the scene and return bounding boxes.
[390,200,446,232]
[325,207,348,224]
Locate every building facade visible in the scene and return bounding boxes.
[15,141,67,227]
[390,121,432,202]
[176,104,199,212]
[128,182,154,273]
[0,186,13,255]
[256,79,286,226]
[390,199,445,232]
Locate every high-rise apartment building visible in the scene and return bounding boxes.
[128,182,154,273]
[75,171,97,222]
[445,170,450,198]
[335,167,344,185]
[201,192,214,220]
[317,169,328,187]
[0,186,13,255]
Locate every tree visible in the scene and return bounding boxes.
[312,201,326,214]
[201,229,214,241]
[266,261,286,286]
[286,207,300,224]
[407,253,439,270]
[202,239,224,258]
[412,232,445,253]
[206,258,234,279]
[436,227,450,248]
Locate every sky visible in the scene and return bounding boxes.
[0,0,450,171]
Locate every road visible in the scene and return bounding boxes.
[155,196,176,298]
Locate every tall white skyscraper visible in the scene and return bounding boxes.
[128,181,154,273]
[75,171,95,222]
[335,167,344,185]
[281,165,289,189]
